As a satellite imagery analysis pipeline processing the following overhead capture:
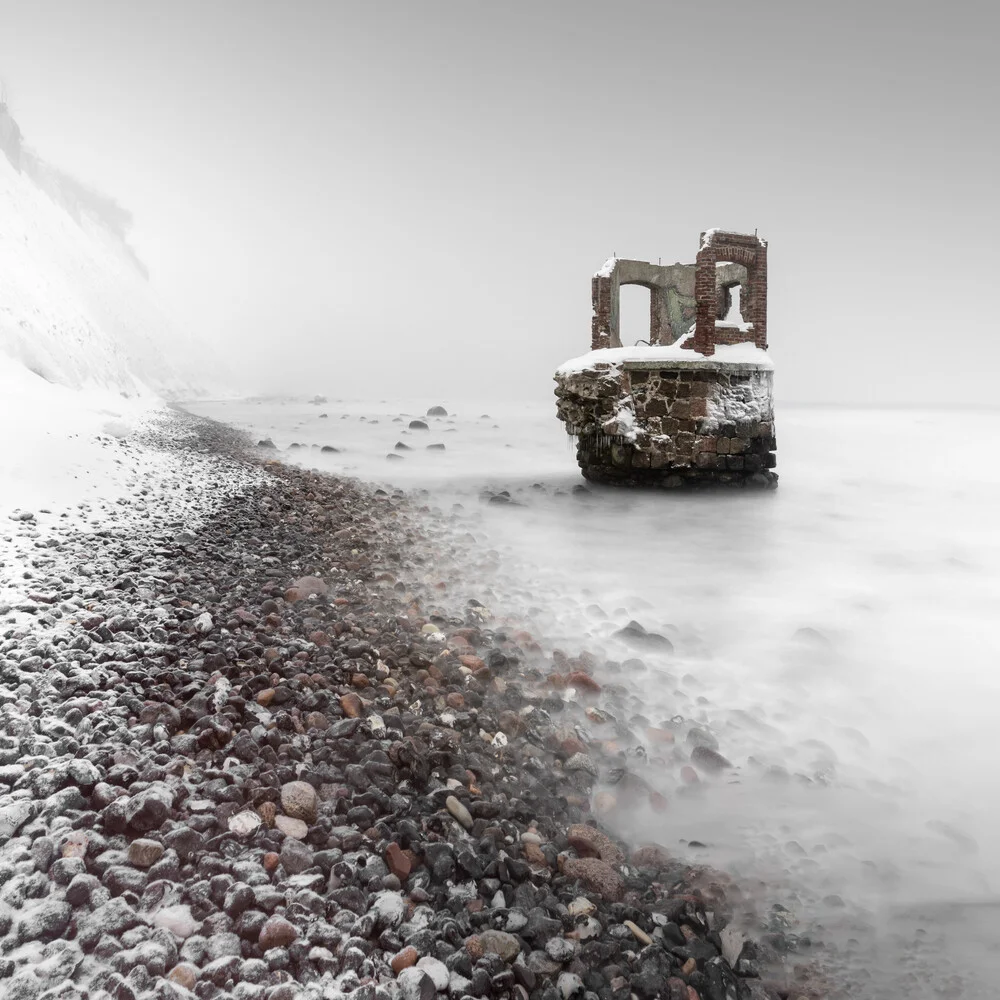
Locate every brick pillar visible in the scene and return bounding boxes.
[591,275,614,350]
[752,243,768,349]
[693,247,716,356]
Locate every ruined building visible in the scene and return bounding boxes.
[554,230,777,488]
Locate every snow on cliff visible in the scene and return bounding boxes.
[0,142,205,398]
[0,106,224,543]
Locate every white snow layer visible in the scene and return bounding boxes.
[0,360,155,514]
[0,402,265,614]
[602,395,638,441]
[704,372,774,428]
[556,340,773,375]
[0,144,238,604]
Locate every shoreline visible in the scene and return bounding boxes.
[0,408,815,1000]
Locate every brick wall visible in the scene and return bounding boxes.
[711,327,759,346]
[591,275,614,351]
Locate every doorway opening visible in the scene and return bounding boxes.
[619,283,653,346]
[722,282,743,324]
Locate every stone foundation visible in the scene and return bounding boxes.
[555,359,778,489]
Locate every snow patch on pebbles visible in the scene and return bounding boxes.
[0,405,795,1000]
[0,401,264,614]
[150,903,199,938]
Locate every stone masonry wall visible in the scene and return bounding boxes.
[555,362,777,489]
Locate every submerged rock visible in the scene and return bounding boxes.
[612,620,673,651]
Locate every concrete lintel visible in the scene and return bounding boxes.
[621,359,771,373]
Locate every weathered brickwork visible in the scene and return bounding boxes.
[690,230,767,356]
[591,275,614,351]
[560,229,776,489]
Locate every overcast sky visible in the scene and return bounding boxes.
[1,0,997,404]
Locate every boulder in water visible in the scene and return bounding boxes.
[612,620,673,652]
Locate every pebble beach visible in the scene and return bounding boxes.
[0,410,816,1000]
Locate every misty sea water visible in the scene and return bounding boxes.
[190,396,1000,996]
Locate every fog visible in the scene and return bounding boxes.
[4,3,1000,995]
[2,0,998,402]
[189,394,1000,996]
